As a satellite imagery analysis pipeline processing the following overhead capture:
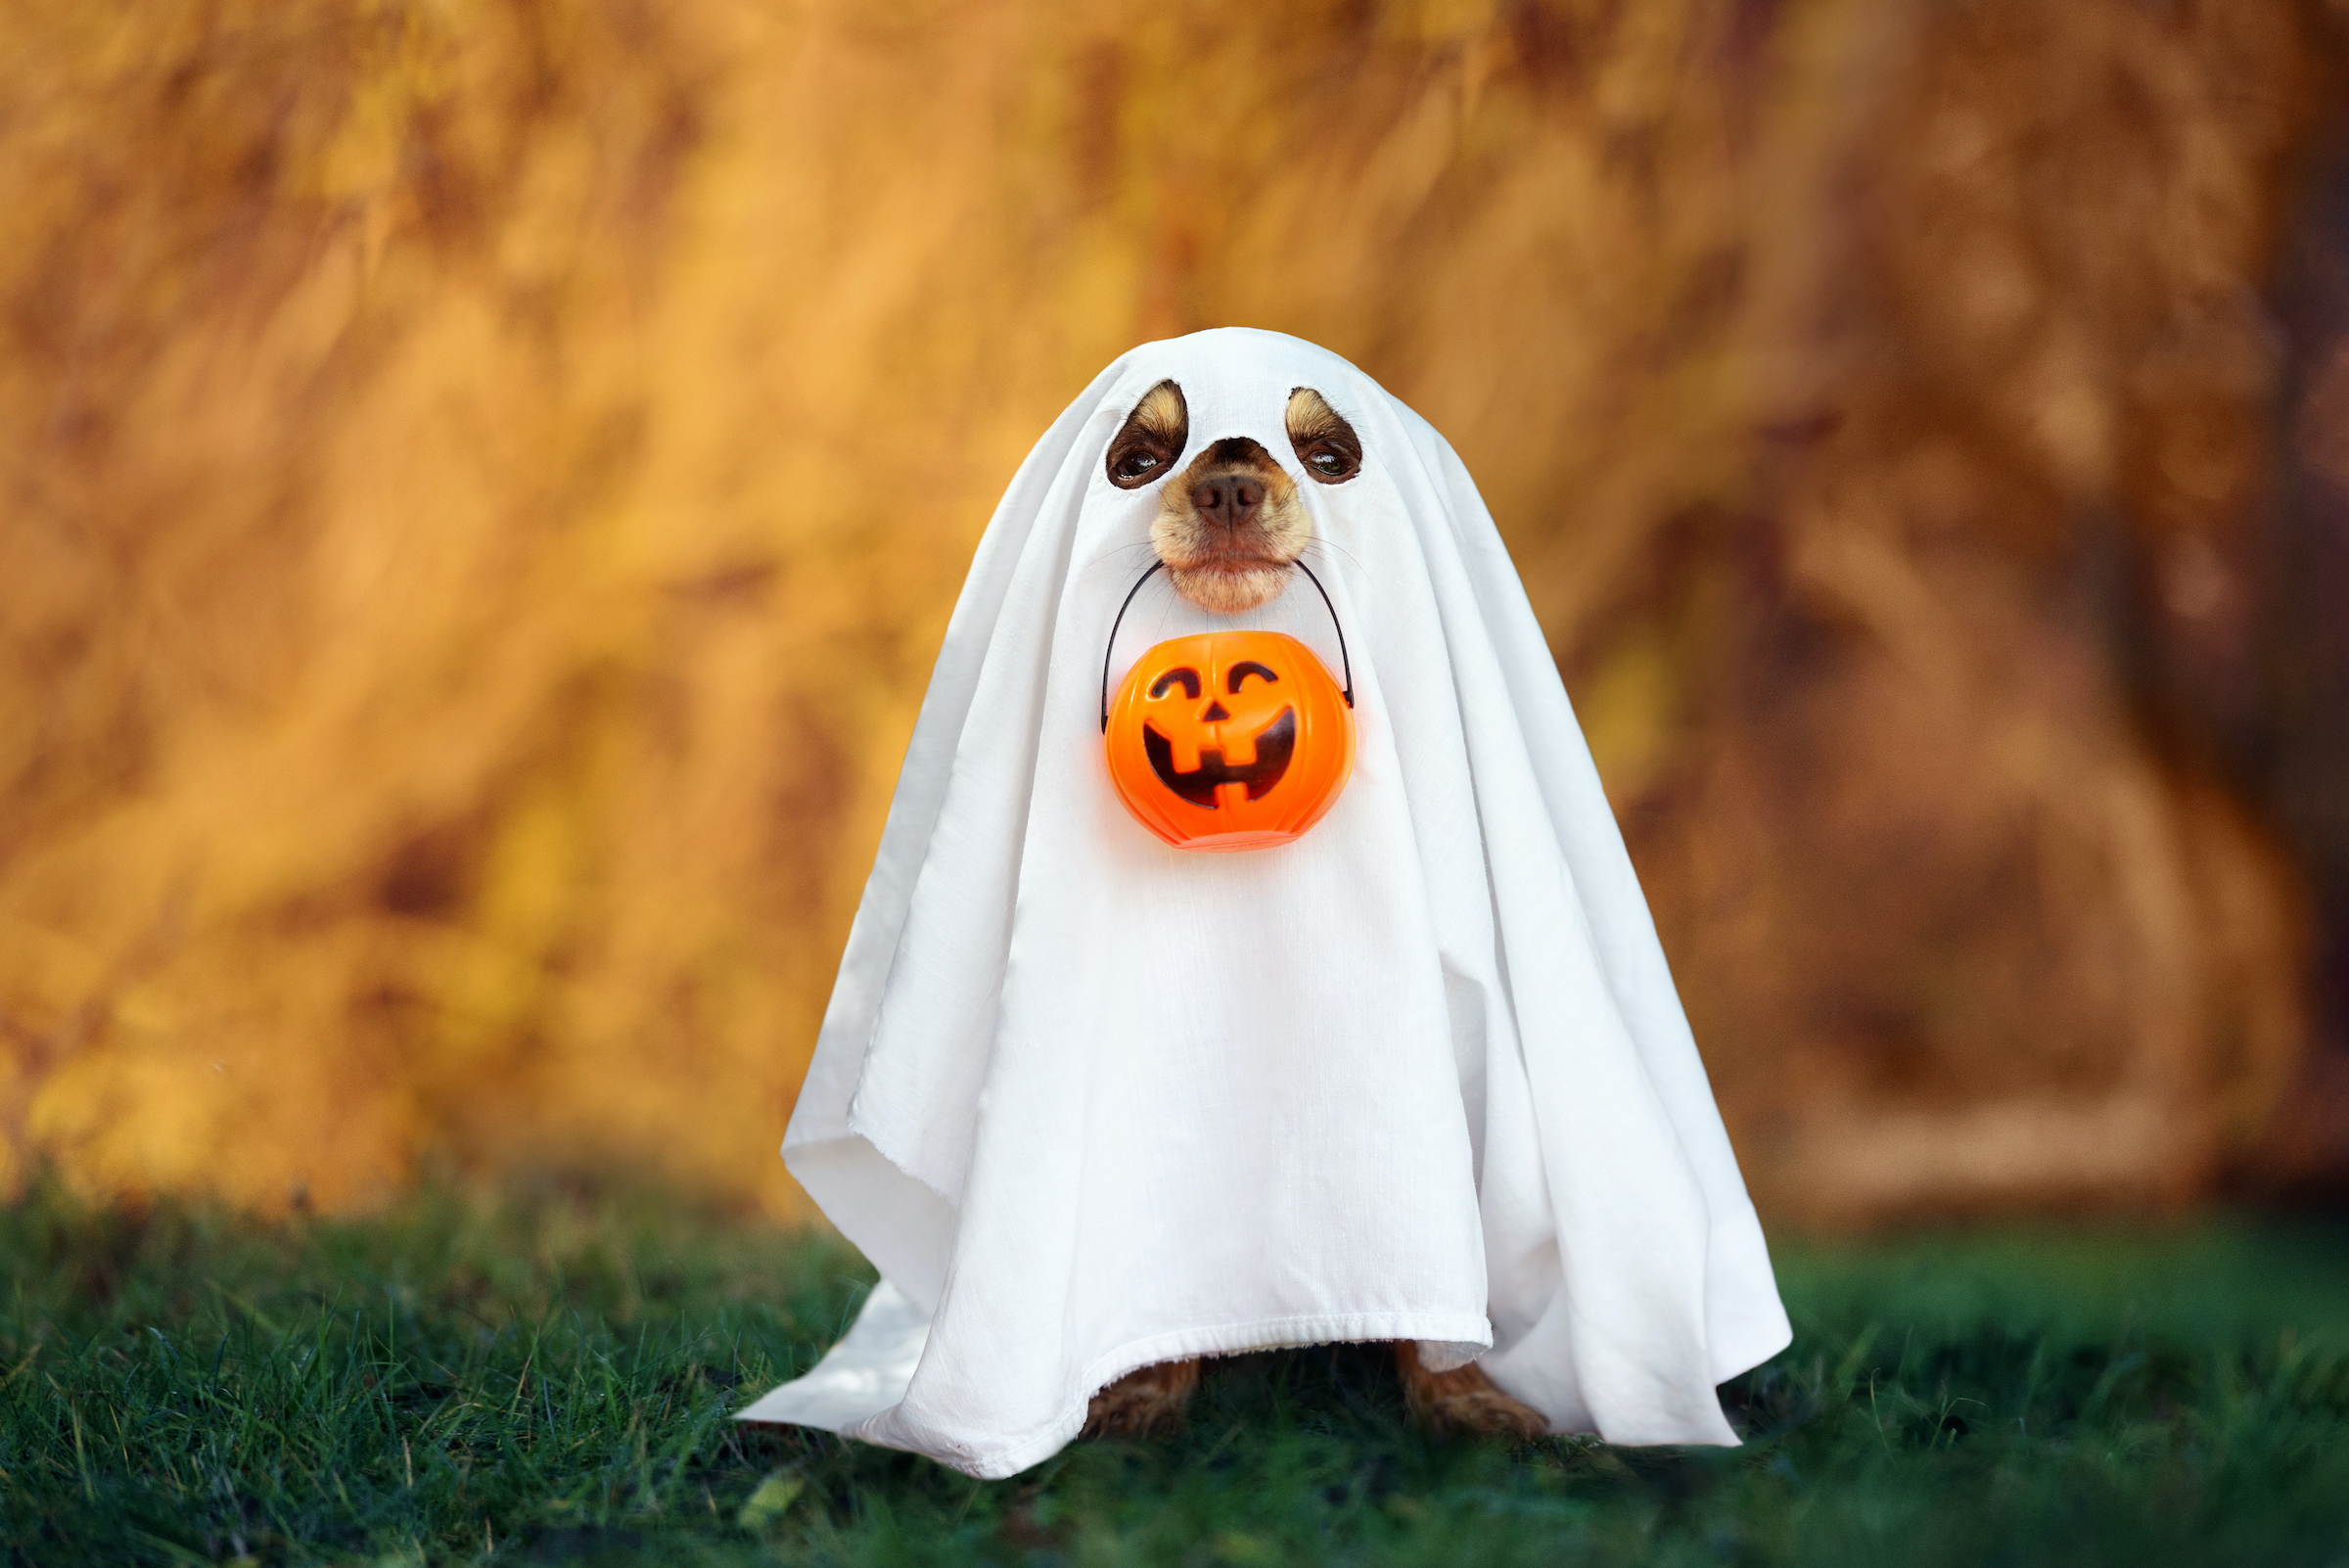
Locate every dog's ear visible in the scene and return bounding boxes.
[1286,388,1361,484]
[1107,380,1189,488]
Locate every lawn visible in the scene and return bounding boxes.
[3,1178,2345,1566]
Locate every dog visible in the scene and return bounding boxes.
[1108,379,1351,612]
[1085,377,1549,1444]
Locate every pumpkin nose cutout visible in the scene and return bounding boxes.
[1190,475,1265,528]
[1200,700,1230,722]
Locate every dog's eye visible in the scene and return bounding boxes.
[1287,389,1363,484]
[1109,381,1189,489]
[1304,446,1359,482]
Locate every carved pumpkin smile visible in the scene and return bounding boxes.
[1143,706,1297,807]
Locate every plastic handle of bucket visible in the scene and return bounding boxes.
[1100,560,1354,733]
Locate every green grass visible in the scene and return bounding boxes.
[3,1179,2346,1566]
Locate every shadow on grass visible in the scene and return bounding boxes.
[3,1175,2345,1566]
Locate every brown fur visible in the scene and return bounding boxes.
[1106,380,1189,489]
[1108,377,1361,614]
[1284,387,1362,484]
[1082,1357,1202,1437]
[1150,434,1311,613]
[1392,1342,1548,1439]
[1140,384,1365,612]
[1082,1345,1547,1441]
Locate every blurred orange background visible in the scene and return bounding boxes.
[6,0,2349,1225]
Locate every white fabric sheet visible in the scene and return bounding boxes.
[733,1280,931,1432]
[738,329,1790,1478]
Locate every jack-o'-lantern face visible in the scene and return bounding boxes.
[1105,630,1356,852]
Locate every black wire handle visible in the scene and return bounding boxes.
[1099,561,1164,733]
[1292,560,1356,710]
[1100,559,1355,733]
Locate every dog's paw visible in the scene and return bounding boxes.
[1415,1378,1549,1441]
[1083,1358,1201,1438]
[1394,1343,1547,1441]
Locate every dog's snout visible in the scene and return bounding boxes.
[1190,474,1266,529]
[1150,433,1307,614]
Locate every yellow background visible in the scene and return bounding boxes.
[4,0,2344,1222]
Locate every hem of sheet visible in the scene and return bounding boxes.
[1712,1319,1793,1388]
[731,1278,930,1433]
[866,1309,1495,1480]
[1076,1310,1494,1400]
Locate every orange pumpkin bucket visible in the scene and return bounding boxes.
[1099,564,1357,853]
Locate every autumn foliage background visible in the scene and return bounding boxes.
[5,0,2349,1227]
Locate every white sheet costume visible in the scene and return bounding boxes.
[737,329,1789,1478]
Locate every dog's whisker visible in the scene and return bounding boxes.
[1300,538,1366,576]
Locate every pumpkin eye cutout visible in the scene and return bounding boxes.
[1285,387,1362,485]
[1149,667,1202,700]
[1106,379,1189,490]
[1226,661,1278,693]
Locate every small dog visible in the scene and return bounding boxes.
[1106,380,1359,613]
[1087,378,1548,1444]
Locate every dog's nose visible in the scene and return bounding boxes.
[1190,474,1265,529]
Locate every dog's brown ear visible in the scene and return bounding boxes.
[1107,380,1188,488]
[1287,388,1361,484]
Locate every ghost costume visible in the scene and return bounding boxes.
[736,329,1790,1478]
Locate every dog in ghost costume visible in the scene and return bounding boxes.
[736,329,1791,1479]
